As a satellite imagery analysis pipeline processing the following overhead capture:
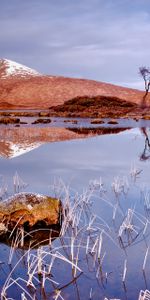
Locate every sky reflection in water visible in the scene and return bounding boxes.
[0,126,149,195]
[0,125,150,299]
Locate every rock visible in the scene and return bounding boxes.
[133,117,139,122]
[0,223,7,236]
[142,115,150,120]
[32,118,51,124]
[0,193,62,230]
[0,117,20,124]
[91,119,105,124]
[64,119,78,124]
[39,112,51,117]
[107,119,118,125]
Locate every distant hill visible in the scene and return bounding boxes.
[0,58,146,110]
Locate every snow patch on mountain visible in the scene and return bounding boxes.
[0,59,41,78]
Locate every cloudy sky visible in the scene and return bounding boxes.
[1,0,150,89]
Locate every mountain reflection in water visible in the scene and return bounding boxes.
[0,122,150,299]
[0,126,130,158]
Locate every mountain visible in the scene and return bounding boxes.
[0,59,41,79]
[0,58,145,110]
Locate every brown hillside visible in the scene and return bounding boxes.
[0,75,147,110]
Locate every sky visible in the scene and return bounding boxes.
[1,0,150,90]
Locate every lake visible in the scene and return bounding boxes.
[0,118,150,300]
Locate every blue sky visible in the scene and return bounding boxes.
[1,0,150,89]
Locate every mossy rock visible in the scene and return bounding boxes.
[0,193,62,232]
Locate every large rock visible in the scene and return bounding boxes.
[0,193,62,233]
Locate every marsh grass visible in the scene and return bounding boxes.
[138,289,150,300]
[13,171,28,194]
[1,169,150,299]
[0,175,8,200]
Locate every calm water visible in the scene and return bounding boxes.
[0,120,150,299]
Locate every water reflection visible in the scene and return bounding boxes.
[0,124,150,166]
[0,123,150,299]
[67,126,130,135]
[140,127,150,161]
[0,126,85,158]
[0,226,61,249]
[0,126,131,159]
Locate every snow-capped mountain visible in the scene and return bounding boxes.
[0,58,41,78]
[0,58,143,110]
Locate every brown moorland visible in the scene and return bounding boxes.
[49,95,138,118]
[0,58,150,117]
[0,75,147,110]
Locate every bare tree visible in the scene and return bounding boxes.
[139,66,150,107]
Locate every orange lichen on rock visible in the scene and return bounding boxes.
[0,193,62,231]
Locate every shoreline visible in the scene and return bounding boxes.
[0,95,150,120]
[0,107,150,120]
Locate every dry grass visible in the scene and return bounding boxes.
[1,168,150,299]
